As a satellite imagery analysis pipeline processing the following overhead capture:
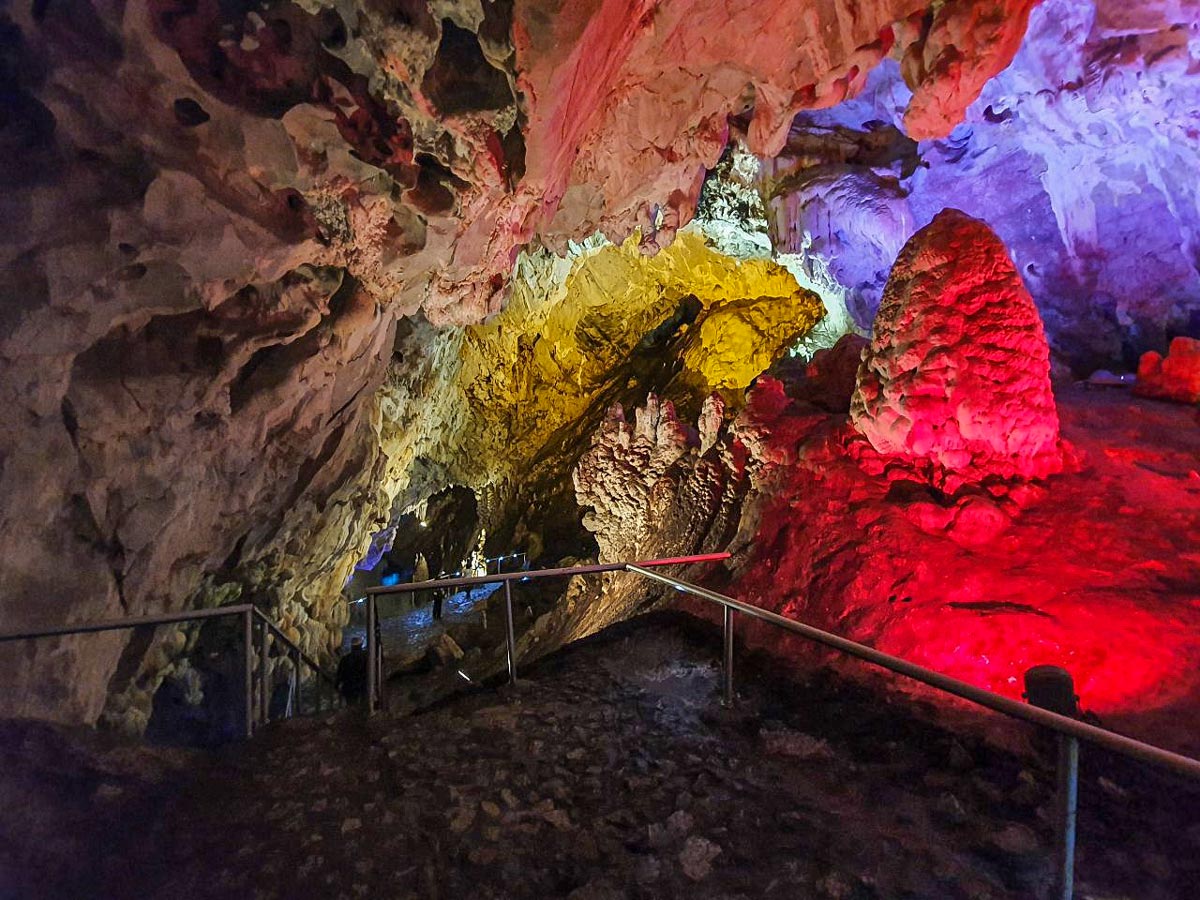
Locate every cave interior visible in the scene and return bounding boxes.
[1,0,1199,897]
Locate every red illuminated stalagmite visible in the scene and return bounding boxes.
[850,208,1063,489]
[1136,337,1200,405]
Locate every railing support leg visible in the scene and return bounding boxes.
[290,648,301,717]
[242,608,254,740]
[504,580,518,685]
[1056,734,1079,900]
[366,595,377,716]
[258,620,269,726]
[722,605,735,707]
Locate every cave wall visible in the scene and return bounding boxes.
[0,0,1052,726]
[761,0,1200,370]
[355,229,822,595]
[574,214,1200,751]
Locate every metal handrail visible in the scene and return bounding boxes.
[252,609,339,693]
[627,564,1200,900]
[628,566,1200,779]
[361,552,733,710]
[7,550,1197,897]
[0,604,258,642]
[365,553,734,596]
[0,603,342,739]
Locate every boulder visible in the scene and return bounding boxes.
[1135,337,1200,405]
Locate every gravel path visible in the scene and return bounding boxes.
[4,612,1197,899]
[153,614,1200,899]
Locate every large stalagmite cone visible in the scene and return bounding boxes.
[850,208,1062,485]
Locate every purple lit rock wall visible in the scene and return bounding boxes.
[764,0,1200,371]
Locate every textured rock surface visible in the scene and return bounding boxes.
[899,0,1042,140]
[573,396,748,567]
[3,0,1184,735]
[574,399,695,565]
[762,0,1200,369]
[849,209,1062,486]
[1,0,917,726]
[446,232,820,497]
[1136,337,1200,405]
[578,381,1200,750]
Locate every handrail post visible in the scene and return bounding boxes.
[503,579,518,685]
[1022,664,1080,900]
[242,608,253,740]
[722,606,735,707]
[366,594,377,715]
[1056,735,1079,900]
[290,647,301,717]
[258,620,269,726]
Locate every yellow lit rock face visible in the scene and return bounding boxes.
[92,229,822,730]
[445,231,823,491]
[215,230,822,683]
[677,293,824,396]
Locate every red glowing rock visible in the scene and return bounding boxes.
[850,208,1062,486]
[900,0,1042,140]
[1135,337,1200,405]
[735,388,1200,737]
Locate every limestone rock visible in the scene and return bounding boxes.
[901,0,1042,140]
[449,232,818,498]
[430,634,465,666]
[850,209,1062,486]
[0,0,1171,732]
[758,0,1200,367]
[678,835,721,881]
[676,292,824,397]
[573,398,696,565]
[1135,338,1200,405]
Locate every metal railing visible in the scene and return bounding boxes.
[628,565,1200,900]
[362,553,733,710]
[368,556,1200,900]
[6,554,1199,899]
[0,604,342,740]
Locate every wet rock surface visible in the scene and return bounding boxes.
[4,612,1198,899]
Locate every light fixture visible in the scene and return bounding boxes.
[1023,665,1079,716]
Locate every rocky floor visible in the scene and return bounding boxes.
[4,611,1199,900]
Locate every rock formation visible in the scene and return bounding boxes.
[849,208,1063,488]
[573,212,1200,750]
[576,361,1200,749]
[3,0,1038,725]
[446,231,821,498]
[1136,337,1200,405]
[2,0,1197,736]
[760,0,1200,369]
